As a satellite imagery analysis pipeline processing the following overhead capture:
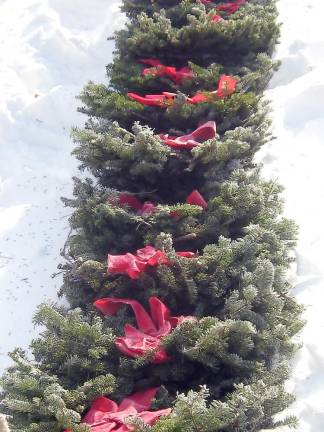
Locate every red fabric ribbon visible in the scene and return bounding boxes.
[215,74,237,98]
[94,296,195,363]
[65,388,171,432]
[140,202,156,216]
[217,0,246,15]
[118,188,208,219]
[186,190,208,209]
[169,189,208,217]
[160,120,216,149]
[189,74,237,103]
[127,92,177,107]
[211,14,223,22]
[108,245,195,279]
[127,75,236,107]
[197,0,246,15]
[139,59,194,85]
[118,194,156,216]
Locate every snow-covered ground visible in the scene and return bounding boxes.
[257,1,324,430]
[0,0,323,430]
[0,0,125,369]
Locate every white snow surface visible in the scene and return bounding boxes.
[0,0,323,430]
[256,1,324,430]
[0,0,125,368]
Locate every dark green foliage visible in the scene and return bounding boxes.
[150,371,298,432]
[1,0,302,431]
[121,0,277,25]
[71,121,272,202]
[0,304,154,430]
[78,1,280,157]
[116,3,279,64]
[30,304,117,385]
[59,168,291,265]
[78,83,265,136]
[109,54,278,96]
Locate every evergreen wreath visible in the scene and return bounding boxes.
[0,1,304,431]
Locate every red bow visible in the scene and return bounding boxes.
[94,297,195,363]
[189,74,237,102]
[211,14,223,22]
[215,74,237,98]
[118,194,156,216]
[118,188,207,219]
[108,245,195,279]
[186,190,208,209]
[169,189,208,218]
[197,0,245,15]
[139,59,194,85]
[65,387,171,432]
[127,92,177,107]
[160,121,216,149]
[128,75,236,107]
[217,0,246,15]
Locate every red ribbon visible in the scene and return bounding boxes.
[65,387,171,432]
[186,190,208,209]
[197,0,246,15]
[127,92,177,107]
[217,0,246,15]
[94,297,195,363]
[107,245,195,279]
[211,14,223,22]
[139,59,194,85]
[215,74,237,98]
[118,194,156,216]
[127,74,237,107]
[160,120,216,149]
[118,187,208,214]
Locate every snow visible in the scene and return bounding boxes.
[0,0,125,369]
[0,0,323,430]
[256,1,324,430]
